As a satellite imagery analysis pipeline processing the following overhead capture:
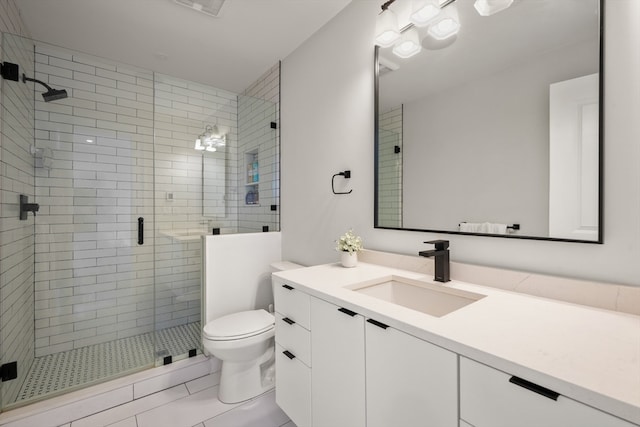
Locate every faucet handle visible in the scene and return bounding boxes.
[424,240,449,250]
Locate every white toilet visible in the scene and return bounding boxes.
[202,309,276,403]
[202,260,302,403]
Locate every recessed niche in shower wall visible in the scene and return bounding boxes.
[245,150,260,206]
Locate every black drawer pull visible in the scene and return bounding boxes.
[366,318,389,329]
[283,350,296,360]
[282,284,294,290]
[509,376,559,401]
[338,307,357,317]
[282,317,295,325]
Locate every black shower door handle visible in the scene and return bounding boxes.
[138,217,144,245]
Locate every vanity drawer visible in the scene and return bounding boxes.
[275,312,311,366]
[273,279,310,329]
[460,357,635,427]
[275,343,311,427]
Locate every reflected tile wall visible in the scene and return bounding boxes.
[377,105,402,228]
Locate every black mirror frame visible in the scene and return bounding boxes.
[374,1,604,244]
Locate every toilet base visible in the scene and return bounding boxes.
[218,346,275,403]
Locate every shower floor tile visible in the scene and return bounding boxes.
[15,322,201,405]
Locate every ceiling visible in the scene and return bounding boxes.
[16,0,352,93]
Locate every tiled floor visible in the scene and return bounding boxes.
[16,322,202,405]
[63,372,294,427]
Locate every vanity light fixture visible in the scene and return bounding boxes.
[410,0,442,27]
[392,28,422,58]
[473,0,513,16]
[377,0,512,59]
[375,2,401,47]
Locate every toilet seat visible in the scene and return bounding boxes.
[203,309,274,341]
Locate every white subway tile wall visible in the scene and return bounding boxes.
[0,0,31,38]
[33,43,157,357]
[377,106,403,228]
[0,3,35,405]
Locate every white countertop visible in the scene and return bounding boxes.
[273,262,640,425]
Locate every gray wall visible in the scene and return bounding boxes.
[281,0,640,286]
[403,40,597,235]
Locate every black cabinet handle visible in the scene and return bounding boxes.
[137,217,144,245]
[282,317,295,325]
[366,318,389,329]
[282,284,294,290]
[338,307,357,317]
[283,350,296,360]
[509,376,559,401]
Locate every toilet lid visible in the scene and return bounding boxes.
[203,309,274,340]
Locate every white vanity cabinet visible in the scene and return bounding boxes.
[273,280,312,427]
[273,274,637,427]
[309,299,457,427]
[459,357,636,427]
[310,297,366,427]
[274,276,458,427]
[365,317,458,427]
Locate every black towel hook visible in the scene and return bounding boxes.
[332,170,352,195]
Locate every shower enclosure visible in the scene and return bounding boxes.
[0,32,280,411]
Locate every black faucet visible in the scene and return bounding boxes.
[418,240,450,283]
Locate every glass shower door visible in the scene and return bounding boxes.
[1,35,157,409]
[152,73,223,364]
[0,32,37,411]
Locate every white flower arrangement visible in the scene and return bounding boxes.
[335,229,363,254]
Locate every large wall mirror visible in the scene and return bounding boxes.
[374,0,603,243]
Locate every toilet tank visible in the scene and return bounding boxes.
[270,261,304,272]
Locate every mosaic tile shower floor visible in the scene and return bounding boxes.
[15,322,201,404]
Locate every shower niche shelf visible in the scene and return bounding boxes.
[244,150,260,206]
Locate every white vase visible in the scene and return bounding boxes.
[341,251,358,268]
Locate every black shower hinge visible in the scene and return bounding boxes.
[270,121,277,129]
[0,361,17,382]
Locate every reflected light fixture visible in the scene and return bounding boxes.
[474,0,513,16]
[410,0,442,27]
[428,17,460,39]
[392,28,422,59]
[375,5,401,47]
[195,124,226,152]
[428,14,460,40]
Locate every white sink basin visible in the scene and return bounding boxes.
[347,276,485,317]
